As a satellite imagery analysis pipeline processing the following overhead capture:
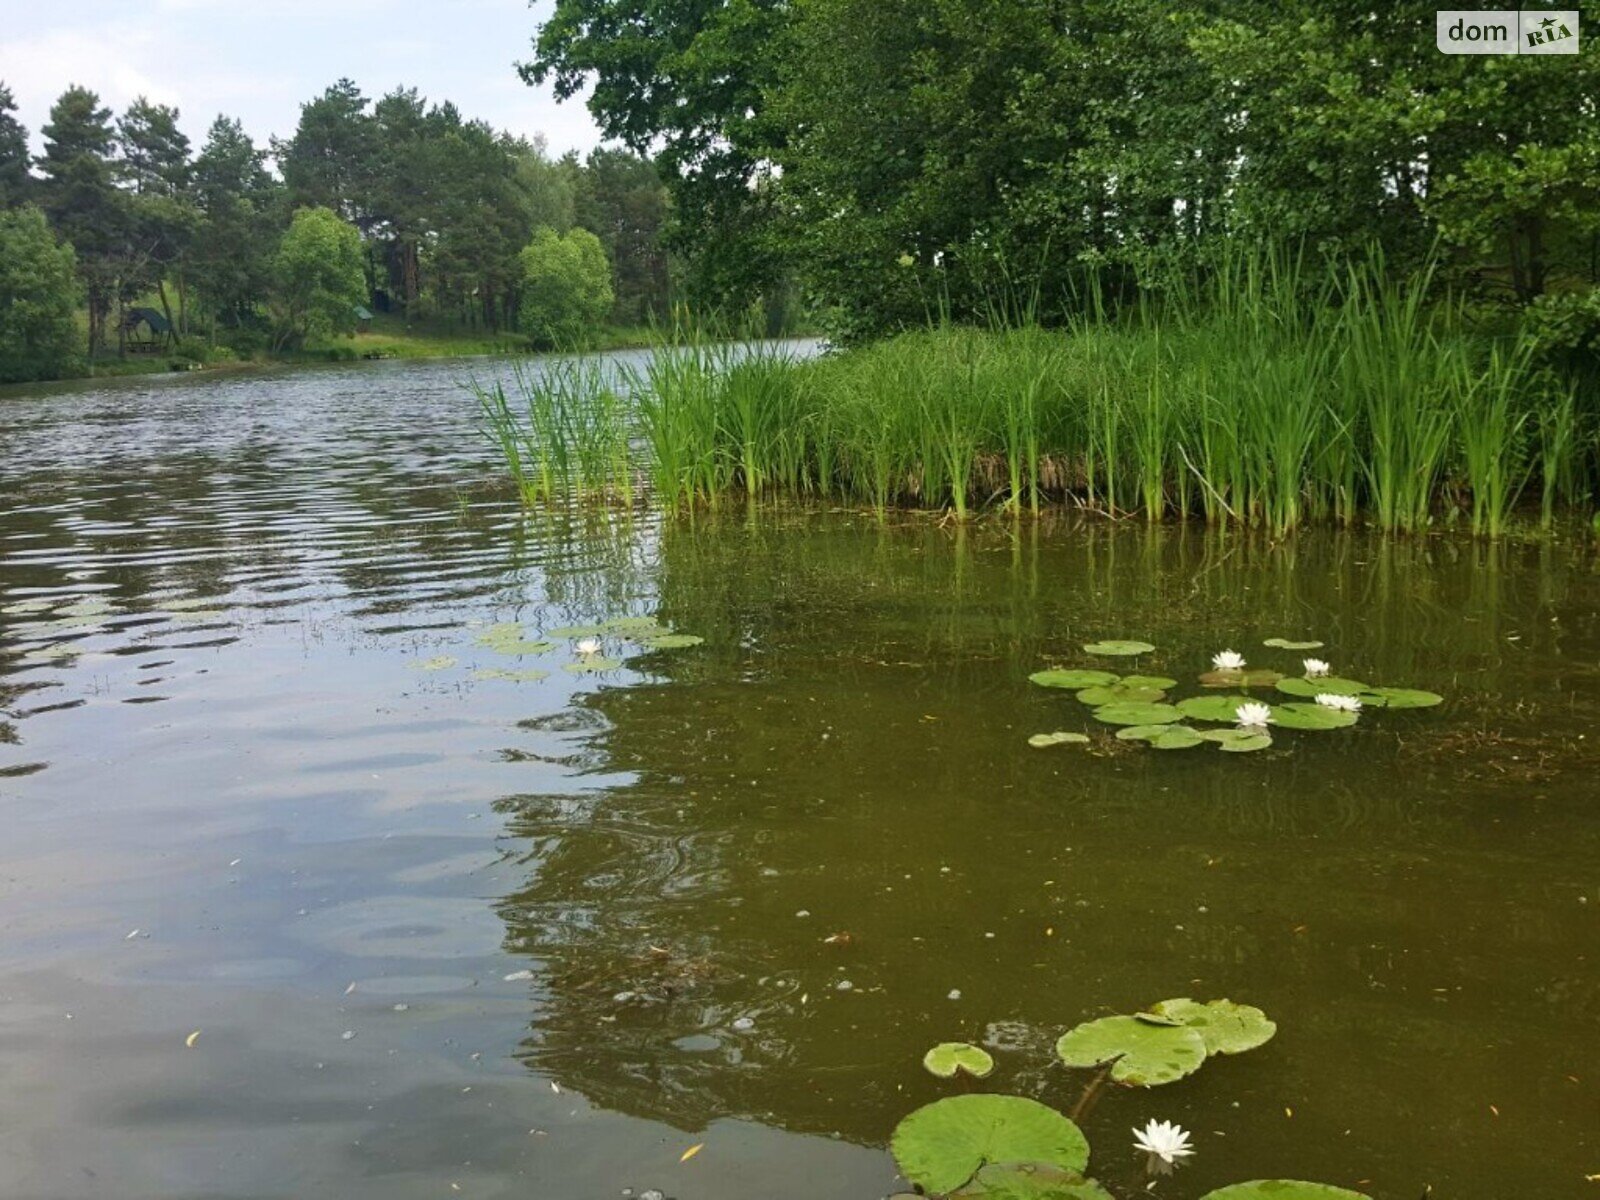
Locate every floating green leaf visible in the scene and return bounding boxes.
[1199,668,1283,688]
[1199,1183,1371,1200]
[1196,729,1274,753]
[1029,731,1091,749]
[545,624,606,638]
[1177,695,1258,722]
[1263,638,1325,651]
[1276,676,1369,698]
[1075,685,1166,706]
[1147,998,1277,1055]
[412,655,457,671]
[563,656,622,674]
[891,1095,1089,1195]
[1090,702,1182,727]
[1270,702,1357,730]
[1120,674,1178,691]
[1114,724,1174,742]
[604,616,666,633]
[1148,726,1205,750]
[953,1164,1115,1200]
[472,667,551,682]
[1081,640,1156,657]
[491,640,557,656]
[1029,669,1120,689]
[1366,686,1442,709]
[1054,1015,1206,1086]
[637,633,705,650]
[922,1042,995,1079]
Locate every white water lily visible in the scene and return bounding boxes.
[1133,1118,1194,1164]
[1303,657,1331,677]
[574,637,602,656]
[1315,693,1362,712]
[1235,701,1273,729]
[1212,649,1246,671]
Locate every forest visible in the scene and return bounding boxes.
[0,78,678,382]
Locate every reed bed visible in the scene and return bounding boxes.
[478,253,1592,535]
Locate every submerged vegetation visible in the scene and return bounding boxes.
[479,250,1593,535]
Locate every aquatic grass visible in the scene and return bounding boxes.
[477,246,1584,533]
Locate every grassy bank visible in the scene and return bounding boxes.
[47,316,666,381]
[478,253,1595,536]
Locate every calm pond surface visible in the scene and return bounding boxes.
[1,351,1596,1199]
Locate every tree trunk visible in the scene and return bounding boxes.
[157,279,181,346]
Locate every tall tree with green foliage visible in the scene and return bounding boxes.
[35,85,123,353]
[0,83,31,208]
[190,116,282,334]
[269,206,367,349]
[117,97,198,338]
[522,0,788,308]
[574,148,670,324]
[277,79,378,229]
[0,206,81,382]
[517,225,613,346]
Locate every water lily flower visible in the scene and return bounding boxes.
[575,637,602,656]
[1212,649,1246,671]
[1235,701,1272,729]
[1303,658,1331,677]
[1315,693,1361,712]
[1133,1118,1194,1164]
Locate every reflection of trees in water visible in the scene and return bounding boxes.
[489,515,1600,1154]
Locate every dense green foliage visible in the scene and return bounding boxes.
[269,207,367,349]
[0,206,81,382]
[529,0,1600,342]
[1,76,674,377]
[518,226,615,346]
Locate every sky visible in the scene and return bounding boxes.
[0,0,605,160]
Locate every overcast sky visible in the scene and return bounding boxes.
[0,0,605,161]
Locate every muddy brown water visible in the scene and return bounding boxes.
[1,350,1596,1199]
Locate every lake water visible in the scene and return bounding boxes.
[1,351,1595,1199]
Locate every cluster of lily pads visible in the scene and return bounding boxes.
[1028,637,1441,755]
[890,999,1368,1200]
[411,614,703,681]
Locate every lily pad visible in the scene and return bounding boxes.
[1147,998,1276,1055]
[1196,729,1274,753]
[1081,640,1156,657]
[953,1164,1115,1200]
[1177,695,1259,723]
[890,1095,1089,1195]
[1263,638,1325,651]
[1054,1015,1207,1086]
[1090,702,1182,727]
[488,640,557,656]
[1199,668,1283,688]
[1148,726,1205,750]
[604,616,667,633]
[638,633,705,650]
[545,624,606,638]
[1028,731,1091,749]
[1029,669,1119,689]
[1114,724,1175,742]
[1075,685,1166,706]
[563,656,622,674]
[1200,1184,1371,1200]
[472,667,551,682]
[922,1042,995,1079]
[1270,702,1357,730]
[1276,676,1369,698]
[412,656,457,671]
[1120,674,1178,690]
[1367,686,1442,709]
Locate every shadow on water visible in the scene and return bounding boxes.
[494,515,1600,1198]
